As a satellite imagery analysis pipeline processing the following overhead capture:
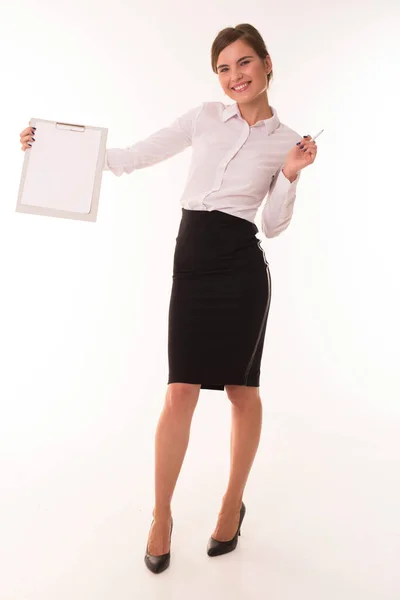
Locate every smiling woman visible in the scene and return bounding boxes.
[211,23,274,89]
[210,24,276,127]
[82,20,312,576]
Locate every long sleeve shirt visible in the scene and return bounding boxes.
[104,101,304,238]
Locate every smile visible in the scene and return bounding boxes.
[232,82,251,92]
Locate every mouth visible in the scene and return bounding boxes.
[232,82,251,92]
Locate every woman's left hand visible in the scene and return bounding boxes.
[283,135,318,176]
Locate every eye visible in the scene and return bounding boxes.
[219,60,250,73]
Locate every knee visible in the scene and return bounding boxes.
[165,383,201,415]
[225,385,261,409]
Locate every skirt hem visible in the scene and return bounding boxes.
[167,379,261,391]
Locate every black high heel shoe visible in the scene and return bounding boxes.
[144,517,173,574]
[207,502,246,557]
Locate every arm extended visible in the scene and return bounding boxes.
[104,103,204,176]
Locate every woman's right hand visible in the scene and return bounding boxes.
[20,126,36,151]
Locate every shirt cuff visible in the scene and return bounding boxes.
[276,168,300,195]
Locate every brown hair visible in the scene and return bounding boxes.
[211,23,273,87]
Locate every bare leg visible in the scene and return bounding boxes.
[147,383,201,555]
[212,385,262,541]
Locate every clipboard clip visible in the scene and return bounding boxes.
[56,121,86,132]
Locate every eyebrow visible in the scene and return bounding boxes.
[216,55,253,71]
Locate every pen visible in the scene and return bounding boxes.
[311,129,324,141]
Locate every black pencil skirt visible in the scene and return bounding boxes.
[167,208,271,391]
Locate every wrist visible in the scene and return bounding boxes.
[282,166,299,183]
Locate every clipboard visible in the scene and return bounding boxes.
[16,118,108,222]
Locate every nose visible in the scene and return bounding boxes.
[231,72,245,84]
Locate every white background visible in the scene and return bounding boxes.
[1,0,399,598]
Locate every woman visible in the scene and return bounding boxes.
[20,24,317,574]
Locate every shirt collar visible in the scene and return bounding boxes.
[222,102,280,135]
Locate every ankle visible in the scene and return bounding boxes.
[221,495,243,512]
[152,507,172,520]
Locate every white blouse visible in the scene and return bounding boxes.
[104,101,304,238]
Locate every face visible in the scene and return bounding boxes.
[216,39,272,103]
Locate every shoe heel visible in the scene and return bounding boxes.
[207,502,245,557]
[144,517,173,574]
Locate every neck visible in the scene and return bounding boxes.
[237,94,273,126]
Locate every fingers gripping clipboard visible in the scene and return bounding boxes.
[16,119,108,222]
